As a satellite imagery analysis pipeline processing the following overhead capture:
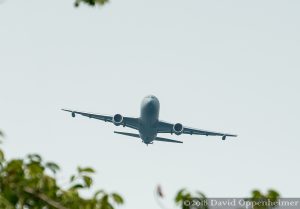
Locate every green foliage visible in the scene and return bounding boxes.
[175,189,208,209]
[111,193,124,204]
[0,129,281,209]
[0,144,124,209]
[175,189,280,209]
[245,189,280,209]
[74,0,109,7]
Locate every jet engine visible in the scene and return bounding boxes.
[173,123,184,135]
[112,114,123,126]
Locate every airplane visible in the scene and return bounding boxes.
[62,95,237,145]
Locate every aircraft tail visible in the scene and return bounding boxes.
[155,136,183,144]
[114,131,182,144]
[114,131,140,138]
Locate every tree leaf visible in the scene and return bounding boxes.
[83,175,93,187]
[111,193,124,204]
[78,166,95,173]
[74,0,109,7]
[70,184,84,190]
[175,188,186,203]
[0,130,4,137]
[45,162,60,174]
[0,149,5,162]
[94,190,105,199]
[27,154,42,163]
[196,191,207,199]
[70,175,76,183]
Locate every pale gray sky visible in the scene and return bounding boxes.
[1,0,300,209]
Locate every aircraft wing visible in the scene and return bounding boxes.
[157,120,237,140]
[62,109,139,130]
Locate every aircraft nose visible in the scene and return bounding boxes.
[141,96,159,115]
[146,99,155,108]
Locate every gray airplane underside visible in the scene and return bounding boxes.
[62,95,237,145]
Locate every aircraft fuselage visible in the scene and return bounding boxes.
[139,95,160,144]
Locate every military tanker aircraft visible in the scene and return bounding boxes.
[62,95,237,145]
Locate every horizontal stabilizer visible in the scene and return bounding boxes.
[114,131,140,138]
[155,136,183,144]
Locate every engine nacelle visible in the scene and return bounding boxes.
[112,114,123,126]
[173,123,184,135]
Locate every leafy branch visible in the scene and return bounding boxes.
[74,0,109,7]
[0,139,124,209]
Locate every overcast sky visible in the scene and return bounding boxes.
[1,1,300,209]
